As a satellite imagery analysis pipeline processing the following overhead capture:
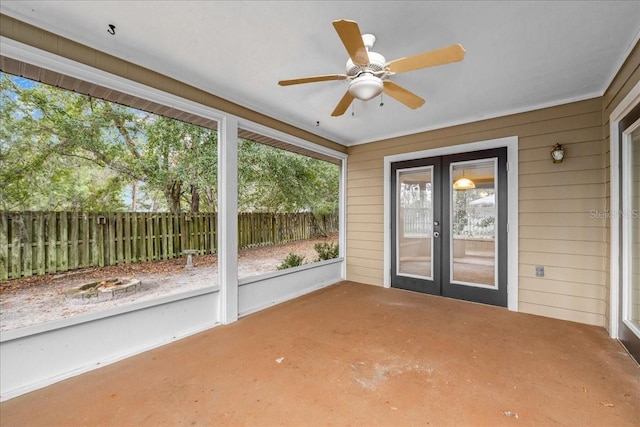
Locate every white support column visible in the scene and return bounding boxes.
[219,116,239,324]
[339,158,347,279]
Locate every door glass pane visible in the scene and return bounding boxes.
[624,127,640,332]
[450,159,497,287]
[397,167,433,279]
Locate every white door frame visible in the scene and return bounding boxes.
[383,136,519,311]
[609,80,640,338]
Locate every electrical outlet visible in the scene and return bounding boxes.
[535,265,545,277]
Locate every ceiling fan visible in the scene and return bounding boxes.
[278,19,466,117]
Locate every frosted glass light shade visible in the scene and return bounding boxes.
[348,73,383,100]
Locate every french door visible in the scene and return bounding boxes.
[618,106,640,363]
[391,148,508,307]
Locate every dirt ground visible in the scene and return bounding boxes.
[0,234,338,332]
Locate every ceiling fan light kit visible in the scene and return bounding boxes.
[278,19,466,117]
[348,73,383,100]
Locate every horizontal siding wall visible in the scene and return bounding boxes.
[347,97,609,326]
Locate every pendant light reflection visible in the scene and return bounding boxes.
[453,177,475,190]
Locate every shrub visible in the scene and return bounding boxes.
[277,253,306,270]
[314,242,339,261]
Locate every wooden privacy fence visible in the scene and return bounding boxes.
[0,211,338,280]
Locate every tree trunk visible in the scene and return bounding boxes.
[190,185,200,212]
[130,181,138,211]
[165,181,182,213]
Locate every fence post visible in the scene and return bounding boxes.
[23,211,33,277]
[68,211,78,271]
[81,212,90,268]
[46,212,57,273]
[107,212,116,266]
[211,213,217,254]
[124,212,131,264]
[59,211,68,272]
[146,213,154,261]
[0,212,8,280]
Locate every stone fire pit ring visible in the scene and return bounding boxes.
[65,277,142,303]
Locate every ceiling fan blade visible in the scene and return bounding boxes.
[331,91,354,117]
[386,44,466,74]
[332,19,369,67]
[383,81,425,109]
[278,74,347,86]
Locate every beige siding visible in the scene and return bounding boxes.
[347,97,611,326]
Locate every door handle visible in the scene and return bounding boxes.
[433,231,440,238]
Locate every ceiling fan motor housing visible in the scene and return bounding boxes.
[345,51,386,77]
[346,36,386,101]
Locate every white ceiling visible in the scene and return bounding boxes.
[1,1,639,146]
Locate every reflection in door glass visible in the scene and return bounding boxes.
[397,168,433,279]
[451,159,497,287]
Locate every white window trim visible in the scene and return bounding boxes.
[609,79,640,338]
[383,136,519,311]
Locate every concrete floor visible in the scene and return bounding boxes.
[1,281,639,426]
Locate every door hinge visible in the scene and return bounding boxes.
[507,222,509,233]
[506,161,510,172]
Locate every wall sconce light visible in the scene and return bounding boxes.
[551,143,565,163]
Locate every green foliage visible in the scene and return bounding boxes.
[478,216,495,228]
[238,139,339,214]
[276,253,306,270]
[452,190,469,235]
[0,75,130,211]
[1,73,338,215]
[313,242,339,261]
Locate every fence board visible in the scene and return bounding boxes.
[81,213,90,268]
[162,213,169,260]
[114,212,123,265]
[59,211,68,272]
[1,211,337,280]
[108,212,116,266]
[70,212,79,271]
[131,212,138,263]
[47,212,56,273]
[167,213,174,259]
[35,213,45,275]
[0,213,7,280]
[23,211,33,277]
[124,212,131,264]
[145,214,153,262]
[11,214,21,278]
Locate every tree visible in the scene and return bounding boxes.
[142,116,218,212]
[0,74,131,211]
[238,139,339,214]
[1,73,338,216]
[0,73,219,213]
